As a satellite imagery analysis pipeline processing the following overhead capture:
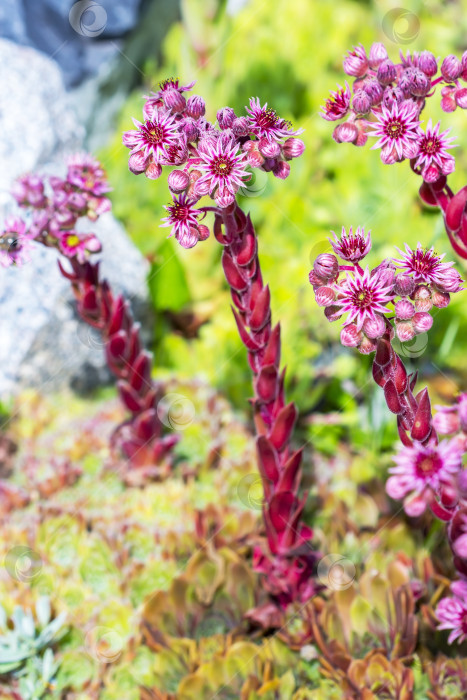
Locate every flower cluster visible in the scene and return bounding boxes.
[3,153,110,267]
[321,43,464,181]
[436,579,467,645]
[123,77,304,248]
[387,438,463,518]
[309,227,463,354]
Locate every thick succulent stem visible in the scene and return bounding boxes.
[58,258,178,479]
[418,174,467,260]
[372,331,433,447]
[214,201,318,609]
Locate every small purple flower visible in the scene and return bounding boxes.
[414,120,456,182]
[436,580,467,644]
[334,266,394,330]
[386,439,462,516]
[246,98,303,141]
[161,194,202,249]
[368,102,422,161]
[123,110,180,165]
[320,83,351,122]
[393,243,461,289]
[196,139,250,207]
[329,225,371,263]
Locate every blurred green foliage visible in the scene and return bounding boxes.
[99,0,467,462]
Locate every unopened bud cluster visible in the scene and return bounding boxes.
[123,78,305,249]
[309,227,463,354]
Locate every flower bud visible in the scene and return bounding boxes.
[461,51,467,81]
[399,69,416,98]
[419,51,438,77]
[164,88,186,113]
[215,186,235,208]
[455,87,467,109]
[324,305,343,322]
[411,69,431,97]
[194,177,211,197]
[412,311,433,333]
[458,395,467,432]
[413,285,432,312]
[258,137,281,158]
[441,85,457,113]
[308,269,328,287]
[128,151,148,175]
[232,117,250,137]
[441,55,462,81]
[395,299,415,320]
[363,314,386,339]
[352,90,371,114]
[368,42,388,69]
[282,138,305,159]
[272,160,290,179]
[314,253,339,281]
[380,268,396,290]
[396,321,415,342]
[186,95,205,119]
[439,484,458,508]
[145,162,163,180]
[217,107,236,129]
[179,118,199,142]
[431,289,450,308]
[341,323,362,347]
[436,268,463,293]
[377,59,397,86]
[394,274,415,297]
[433,410,460,435]
[67,192,87,214]
[343,45,368,77]
[363,79,384,106]
[332,121,358,144]
[168,169,190,193]
[380,144,398,164]
[358,336,377,354]
[244,142,264,167]
[382,86,404,109]
[197,224,210,241]
[177,225,199,249]
[315,286,336,307]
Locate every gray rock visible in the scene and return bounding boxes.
[0,0,145,88]
[0,39,152,398]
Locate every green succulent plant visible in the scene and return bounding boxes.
[0,597,66,698]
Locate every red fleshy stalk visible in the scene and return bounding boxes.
[58,257,179,481]
[214,201,319,609]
